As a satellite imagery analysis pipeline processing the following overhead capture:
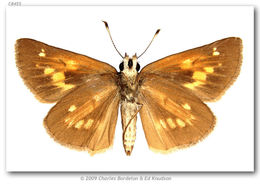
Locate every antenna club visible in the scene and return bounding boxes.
[102,21,109,28]
[155,29,161,35]
[137,28,161,59]
[102,21,123,59]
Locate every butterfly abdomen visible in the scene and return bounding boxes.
[118,67,139,156]
[120,100,138,156]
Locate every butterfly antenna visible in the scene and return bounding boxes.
[102,21,124,58]
[137,29,160,59]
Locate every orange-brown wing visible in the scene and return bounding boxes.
[15,38,117,103]
[138,75,215,152]
[44,74,120,155]
[139,37,242,101]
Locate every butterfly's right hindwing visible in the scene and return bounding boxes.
[44,74,120,155]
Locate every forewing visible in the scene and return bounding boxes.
[15,38,117,103]
[44,74,120,155]
[138,75,215,152]
[139,37,242,101]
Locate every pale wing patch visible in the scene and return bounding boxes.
[64,101,94,127]
[67,120,74,128]
[55,82,75,90]
[192,71,207,81]
[44,67,55,75]
[159,119,167,129]
[68,105,77,112]
[52,72,65,81]
[166,118,176,129]
[75,120,84,129]
[182,103,191,110]
[38,48,46,57]
[84,119,94,129]
[176,118,186,128]
[184,81,204,89]
[212,47,220,56]
[52,72,75,90]
[204,67,214,73]
[66,60,78,70]
[180,59,193,69]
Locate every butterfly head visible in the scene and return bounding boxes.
[119,53,141,74]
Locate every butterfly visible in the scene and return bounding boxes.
[15,21,242,156]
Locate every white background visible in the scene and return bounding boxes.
[1,0,259,185]
[5,6,254,172]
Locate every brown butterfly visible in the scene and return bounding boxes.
[15,21,242,156]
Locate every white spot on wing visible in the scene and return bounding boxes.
[38,48,46,57]
[212,47,220,56]
[182,103,191,110]
[184,81,204,89]
[176,118,186,128]
[68,105,77,112]
[213,51,220,56]
[159,119,167,129]
[44,68,54,75]
[167,118,176,129]
[75,120,84,129]
[67,120,74,128]
[204,67,214,73]
[84,119,94,129]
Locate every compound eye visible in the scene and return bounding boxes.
[119,62,124,71]
[136,63,140,72]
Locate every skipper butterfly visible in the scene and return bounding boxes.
[15,21,242,155]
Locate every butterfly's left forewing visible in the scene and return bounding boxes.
[138,75,216,152]
[140,37,242,102]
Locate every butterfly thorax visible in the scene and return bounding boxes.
[118,54,140,101]
[118,54,140,155]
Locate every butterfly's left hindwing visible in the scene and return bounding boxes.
[44,74,120,155]
[15,38,117,103]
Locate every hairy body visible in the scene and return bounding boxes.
[118,54,141,155]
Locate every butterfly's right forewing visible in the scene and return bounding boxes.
[15,39,117,103]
